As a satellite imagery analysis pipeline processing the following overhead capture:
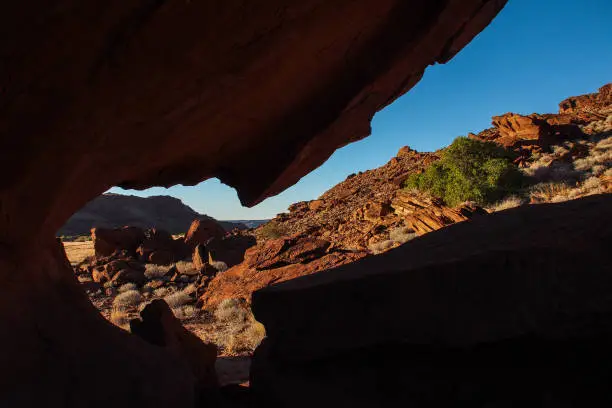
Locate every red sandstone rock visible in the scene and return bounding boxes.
[148,249,175,266]
[391,191,485,235]
[92,266,112,284]
[111,268,146,286]
[131,300,218,394]
[193,244,208,272]
[247,236,331,270]
[308,200,325,211]
[559,83,612,119]
[184,219,226,248]
[201,250,367,310]
[207,234,257,267]
[491,113,549,148]
[104,259,130,276]
[91,226,145,257]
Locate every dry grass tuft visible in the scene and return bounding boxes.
[490,196,524,212]
[213,298,266,354]
[173,305,199,320]
[164,291,193,309]
[118,283,138,293]
[110,306,130,329]
[144,264,173,279]
[529,182,572,203]
[176,260,198,276]
[113,290,142,308]
[211,260,229,272]
[388,226,417,244]
[215,298,248,322]
[367,240,395,255]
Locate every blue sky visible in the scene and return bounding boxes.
[111,0,612,220]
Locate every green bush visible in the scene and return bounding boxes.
[404,137,524,207]
[258,221,287,239]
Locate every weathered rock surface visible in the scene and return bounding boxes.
[250,195,612,406]
[392,191,487,235]
[207,233,258,267]
[200,239,367,309]
[184,218,227,248]
[92,226,145,257]
[0,1,509,405]
[470,84,612,155]
[136,228,190,264]
[559,83,612,118]
[257,147,440,250]
[131,300,218,393]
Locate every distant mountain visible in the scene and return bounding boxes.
[222,219,270,229]
[59,193,247,237]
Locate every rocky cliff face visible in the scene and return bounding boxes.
[59,193,245,237]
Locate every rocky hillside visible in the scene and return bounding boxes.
[200,83,612,308]
[59,193,246,237]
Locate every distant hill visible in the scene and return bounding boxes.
[59,193,247,237]
[222,219,269,229]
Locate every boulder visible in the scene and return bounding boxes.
[104,259,130,276]
[184,219,226,248]
[91,226,145,257]
[148,249,175,266]
[137,228,187,264]
[111,268,147,287]
[130,300,218,393]
[492,113,548,147]
[251,195,612,406]
[192,244,208,272]
[206,234,257,267]
[91,266,112,284]
[391,190,485,235]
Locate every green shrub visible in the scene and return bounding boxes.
[404,137,524,206]
[258,221,287,239]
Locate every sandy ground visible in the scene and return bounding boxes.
[63,241,94,264]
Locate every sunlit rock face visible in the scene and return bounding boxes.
[0,0,507,406]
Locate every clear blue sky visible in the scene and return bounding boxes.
[111,0,612,220]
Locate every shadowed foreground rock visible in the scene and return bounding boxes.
[131,300,218,394]
[0,0,507,405]
[250,195,612,406]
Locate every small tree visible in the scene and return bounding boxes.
[405,137,524,207]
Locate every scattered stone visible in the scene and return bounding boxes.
[184,219,226,248]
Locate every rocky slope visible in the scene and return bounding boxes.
[200,83,612,309]
[59,193,246,237]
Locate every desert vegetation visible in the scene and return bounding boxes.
[368,225,417,254]
[257,221,288,240]
[403,130,612,213]
[404,137,525,207]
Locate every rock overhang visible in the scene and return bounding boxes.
[1,0,508,241]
